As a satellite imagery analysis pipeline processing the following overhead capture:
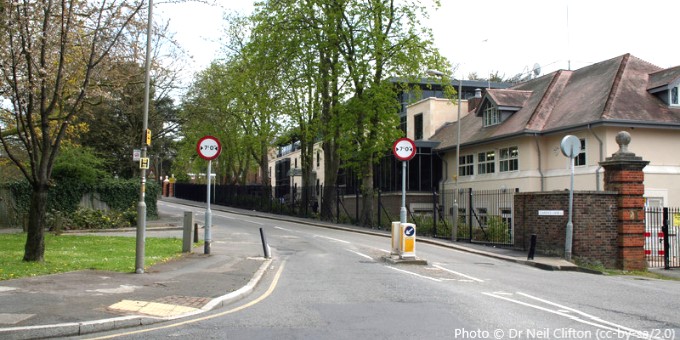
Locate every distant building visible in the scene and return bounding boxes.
[267,77,513,200]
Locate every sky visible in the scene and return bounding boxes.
[155,0,679,84]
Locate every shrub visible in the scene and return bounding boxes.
[46,210,73,234]
[70,208,131,230]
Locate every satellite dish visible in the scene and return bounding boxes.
[533,63,541,77]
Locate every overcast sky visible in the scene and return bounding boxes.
[155,0,679,83]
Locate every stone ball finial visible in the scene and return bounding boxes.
[601,130,647,165]
[615,131,631,154]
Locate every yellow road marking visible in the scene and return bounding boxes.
[88,261,286,339]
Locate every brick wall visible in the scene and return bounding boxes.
[514,191,619,267]
[514,131,649,270]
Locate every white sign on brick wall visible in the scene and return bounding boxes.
[538,210,564,216]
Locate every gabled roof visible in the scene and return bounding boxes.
[648,65,680,91]
[432,54,680,151]
[483,89,532,111]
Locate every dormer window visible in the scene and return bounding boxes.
[672,86,679,106]
[477,89,529,126]
[484,106,501,127]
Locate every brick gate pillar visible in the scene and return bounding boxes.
[599,131,649,270]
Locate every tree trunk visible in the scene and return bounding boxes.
[259,143,271,200]
[360,157,374,227]
[300,137,314,215]
[321,140,339,221]
[23,182,48,262]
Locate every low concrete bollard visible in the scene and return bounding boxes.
[183,211,193,253]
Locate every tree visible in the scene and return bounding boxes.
[178,61,256,185]
[0,0,145,261]
[249,0,347,216]
[243,0,448,224]
[336,0,447,226]
[467,70,507,82]
[75,61,181,179]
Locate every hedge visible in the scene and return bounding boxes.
[1,178,159,223]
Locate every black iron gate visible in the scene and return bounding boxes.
[645,207,680,269]
[442,188,518,245]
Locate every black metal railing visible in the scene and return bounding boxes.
[439,188,518,245]
[173,183,518,245]
[645,207,680,269]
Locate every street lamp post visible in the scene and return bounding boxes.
[136,0,153,274]
[427,69,462,242]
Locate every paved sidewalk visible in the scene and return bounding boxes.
[0,212,271,340]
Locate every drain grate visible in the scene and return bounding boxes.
[153,295,211,309]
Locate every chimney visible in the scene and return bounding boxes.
[467,88,484,113]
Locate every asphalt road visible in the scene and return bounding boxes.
[79,201,680,340]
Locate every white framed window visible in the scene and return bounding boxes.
[499,146,518,172]
[575,138,586,166]
[459,154,474,176]
[672,86,679,106]
[484,106,501,127]
[477,151,495,174]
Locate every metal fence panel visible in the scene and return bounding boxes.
[645,207,680,269]
[174,183,517,245]
[440,188,517,245]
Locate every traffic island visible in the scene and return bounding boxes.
[382,254,428,265]
[387,222,428,265]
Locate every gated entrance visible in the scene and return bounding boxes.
[644,207,680,269]
[443,188,518,245]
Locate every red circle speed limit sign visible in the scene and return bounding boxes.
[393,137,416,161]
[196,136,222,160]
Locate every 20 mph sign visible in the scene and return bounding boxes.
[197,136,222,161]
[392,137,416,161]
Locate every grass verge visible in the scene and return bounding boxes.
[0,233,184,281]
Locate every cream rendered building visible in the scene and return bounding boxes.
[431,54,680,207]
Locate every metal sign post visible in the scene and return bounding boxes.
[393,138,416,223]
[560,135,581,261]
[205,160,212,254]
[197,136,222,255]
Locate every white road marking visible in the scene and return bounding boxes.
[483,292,664,340]
[346,249,375,261]
[432,264,485,282]
[386,266,442,282]
[516,292,665,339]
[314,235,350,244]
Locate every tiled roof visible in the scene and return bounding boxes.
[648,65,680,91]
[432,54,680,151]
[484,89,532,109]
